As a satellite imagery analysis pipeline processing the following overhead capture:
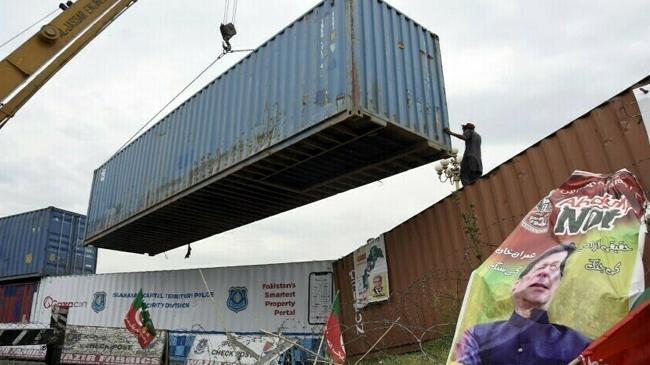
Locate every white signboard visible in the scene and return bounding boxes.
[0,345,46,361]
[308,272,333,324]
[353,235,389,308]
[184,333,294,365]
[32,261,333,334]
[61,326,166,364]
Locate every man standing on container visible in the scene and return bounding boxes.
[444,122,482,186]
[454,242,591,365]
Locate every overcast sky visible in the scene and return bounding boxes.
[1,0,649,274]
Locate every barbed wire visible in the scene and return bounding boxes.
[335,268,469,364]
[338,320,455,364]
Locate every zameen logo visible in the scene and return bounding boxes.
[226,287,248,313]
[554,194,631,235]
[91,291,106,313]
[43,296,87,309]
[194,338,208,355]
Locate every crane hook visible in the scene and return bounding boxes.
[220,23,237,52]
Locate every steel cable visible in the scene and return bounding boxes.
[232,0,238,24]
[115,50,226,154]
[114,46,255,155]
[0,8,59,50]
[223,0,230,24]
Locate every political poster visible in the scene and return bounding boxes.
[60,325,166,364]
[449,169,647,365]
[353,235,390,308]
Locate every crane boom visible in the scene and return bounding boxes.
[0,0,137,129]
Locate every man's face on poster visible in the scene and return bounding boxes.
[373,276,382,289]
[512,251,568,308]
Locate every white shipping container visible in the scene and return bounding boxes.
[61,326,166,365]
[31,261,334,334]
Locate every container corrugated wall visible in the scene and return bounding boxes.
[353,0,447,136]
[31,260,333,333]
[0,207,96,280]
[333,76,650,355]
[0,281,38,323]
[85,0,449,255]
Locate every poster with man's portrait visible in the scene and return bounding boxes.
[353,235,390,308]
[448,170,647,365]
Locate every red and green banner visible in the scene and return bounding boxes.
[324,291,346,364]
[124,289,157,349]
[449,170,647,365]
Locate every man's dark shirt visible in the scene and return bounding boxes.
[455,309,590,365]
[460,129,482,185]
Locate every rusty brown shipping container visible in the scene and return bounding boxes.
[333,75,650,356]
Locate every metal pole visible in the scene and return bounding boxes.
[260,329,329,363]
[312,334,325,365]
[45,305,69,365]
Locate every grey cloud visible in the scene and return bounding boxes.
[2,1,649,272]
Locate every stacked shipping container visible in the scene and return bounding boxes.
[0,207,96,280]
[1,259,333,363]
[0,206,97,323]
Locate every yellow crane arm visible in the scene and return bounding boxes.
[0,0,137,129]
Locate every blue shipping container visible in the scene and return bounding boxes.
[85,0,450,255]
[0,207,96,280]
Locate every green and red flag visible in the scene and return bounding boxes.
[124,289,157,348]
[324,291,346,364]
[577,300,650,364]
